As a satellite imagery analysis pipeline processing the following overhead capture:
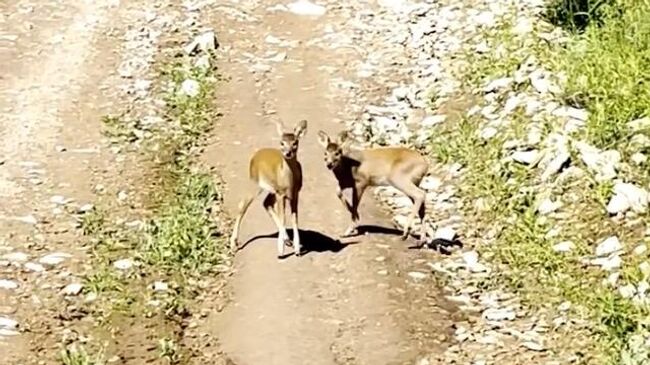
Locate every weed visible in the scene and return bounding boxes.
[158,338,182,364]
[59,345,104,365]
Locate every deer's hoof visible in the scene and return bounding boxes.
[283,238,293,247]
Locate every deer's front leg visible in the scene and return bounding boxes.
[341,182,366,238]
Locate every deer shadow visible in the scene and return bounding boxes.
[240,228,355,258]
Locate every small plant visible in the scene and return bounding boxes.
[59,345,103,365]
[158,338,182,364]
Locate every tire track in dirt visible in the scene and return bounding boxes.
[200,2,458,364]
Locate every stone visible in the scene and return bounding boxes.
[631,153,647,165]
[619,284,636,298]
[629,117,650,132]
[522,341,546,351]
[0,279,18,290]
[558,301,571,311]
[462,251,487,273]
[434,226,456,241]
[2,252,28,263]
[606,182,649,214]
[512,150,541,165]
[483,307,516,321]
[408,271,427,281]
[77,204,94,214]
[537,198,561,215]
[552,241,574,253]
[479,127,498,140]
[0,316,17,330]
[287,0,326,16]
[153,281,169,292]
[484,77,513,93]
[592,255,622,271]
[39,252,72,266]
[639,262,650,279]
[634,244,648,256]
[179,79,200,97]
[575,141,619,181]
[24,262,45,272]
[596,236,623,257]
[184,30,218,55]
[62,283,83,296]
[113,258,134,270]
[541,151,570,181]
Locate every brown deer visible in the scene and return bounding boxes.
[317,130,430,245]
[229,119,308,258]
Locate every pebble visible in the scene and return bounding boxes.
[286,0,326,16]
[113,258,134,270]
[596,236,623,257]
[38,252,72,266]
[62,283,83,296]
[0,317,17,330]
[552,241,574,253]
[0,280,18,290]
[408,271,428,281]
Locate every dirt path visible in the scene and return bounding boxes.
[202,2,457,364]
[0,0,138,362]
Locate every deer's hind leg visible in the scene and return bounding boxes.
[390,171,427,243]
[262,192,291,258]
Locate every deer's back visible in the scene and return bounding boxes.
[358,147,428,183]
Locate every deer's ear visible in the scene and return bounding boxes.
[337,130,350,144]
[294,119,308,139]
[317,130,330,148]
[274,120,285,137]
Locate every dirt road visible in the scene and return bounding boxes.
[2,0,458,363]
[202,2,457,364]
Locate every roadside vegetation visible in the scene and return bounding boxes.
[429,0,650,363]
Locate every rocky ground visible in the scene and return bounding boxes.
[1,0,648,364]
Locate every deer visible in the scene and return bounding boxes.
[316,129,431,246]
[229,119,308,259]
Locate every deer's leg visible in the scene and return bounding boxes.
[390,175,426,242]
[229,188,262,253]
[342,181,367,237]
[262,193,291,258]
[276,195,292,247]
[289,194,301,256]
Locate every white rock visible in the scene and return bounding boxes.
[0,279,18,290]
[637,281,649,295]
[592,255,622,271]
[541,151,570,181]
[537,198,561,215]
[113,258,134,270]
[474,11,495,26]
[184,30,218,55]
[77,203,94,214]
[408,271,427,281]
[512,150,541,165]
[596,236,623,257]
[434,226,456,241]
[179,79,200,97]
[606,194,631,215]
[15,215,37,225]
[484,77,512,93]
[576,142,619,181]
[629,117,650,132]
[552,241,574,253]
[153,281,169,292]
[62,283,83,296]
[607,182,649,214]
[2,252,28,263]
[462,251,487,273]
[631,153,647,165]
[24,262,45,272]
[480,127,498,140]
[0,317,17,330]
[421,115,446,127]
[619,284,637,298]
[640,262,650,279]
[0,328,19,336]
[39,252,72,266]
[483,307,516,321]
[634,244,648,256]
[558,301,571,311]
[50,195,68,205]
[287,0,326,16]
[522,341,546,351]
[512,17,533,35]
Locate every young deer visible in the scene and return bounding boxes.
[229,119,308,258]
[317,130,430,245]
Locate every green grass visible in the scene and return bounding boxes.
[551,1,650,150]
[59,345,104,365]
[77,50,225,362]
[428,3,650,361]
